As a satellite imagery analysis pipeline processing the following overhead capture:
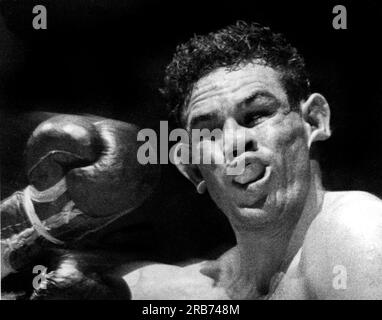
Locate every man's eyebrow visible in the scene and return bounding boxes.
[189,111,220,128]
[188,91,278,127]
[240,91,278,106]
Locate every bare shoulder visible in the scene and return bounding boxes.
[306,191,382,244]
[310,191,382,231]
[122,260,228,300]
[301,191,382,299]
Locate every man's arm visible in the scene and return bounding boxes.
[122,261,227,299]
[301,191,382,299]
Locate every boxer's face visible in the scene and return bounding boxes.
[183,63,315,231]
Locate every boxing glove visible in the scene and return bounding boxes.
[30,249,131,300]
[1,114,160,278]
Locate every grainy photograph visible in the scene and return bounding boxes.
[1,0,382,303]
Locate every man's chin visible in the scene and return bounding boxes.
[231,204,280,230]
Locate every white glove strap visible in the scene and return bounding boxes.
[23,186,65,245]
[27,177,67,203]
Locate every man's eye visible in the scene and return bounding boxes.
[245,111,272,126]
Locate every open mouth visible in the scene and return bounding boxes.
[232,162,266,186]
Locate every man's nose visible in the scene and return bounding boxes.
[223,118,257,160]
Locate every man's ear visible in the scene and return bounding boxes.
[171,142,206,193]
[301,93,331,147]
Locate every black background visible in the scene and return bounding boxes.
[0,0,381,261]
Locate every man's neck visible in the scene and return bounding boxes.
[225,161,325,299]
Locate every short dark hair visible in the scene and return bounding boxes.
[161,21,311,127]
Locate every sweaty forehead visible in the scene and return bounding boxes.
[186,63,288,123]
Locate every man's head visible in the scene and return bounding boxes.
[163,22,331,231]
